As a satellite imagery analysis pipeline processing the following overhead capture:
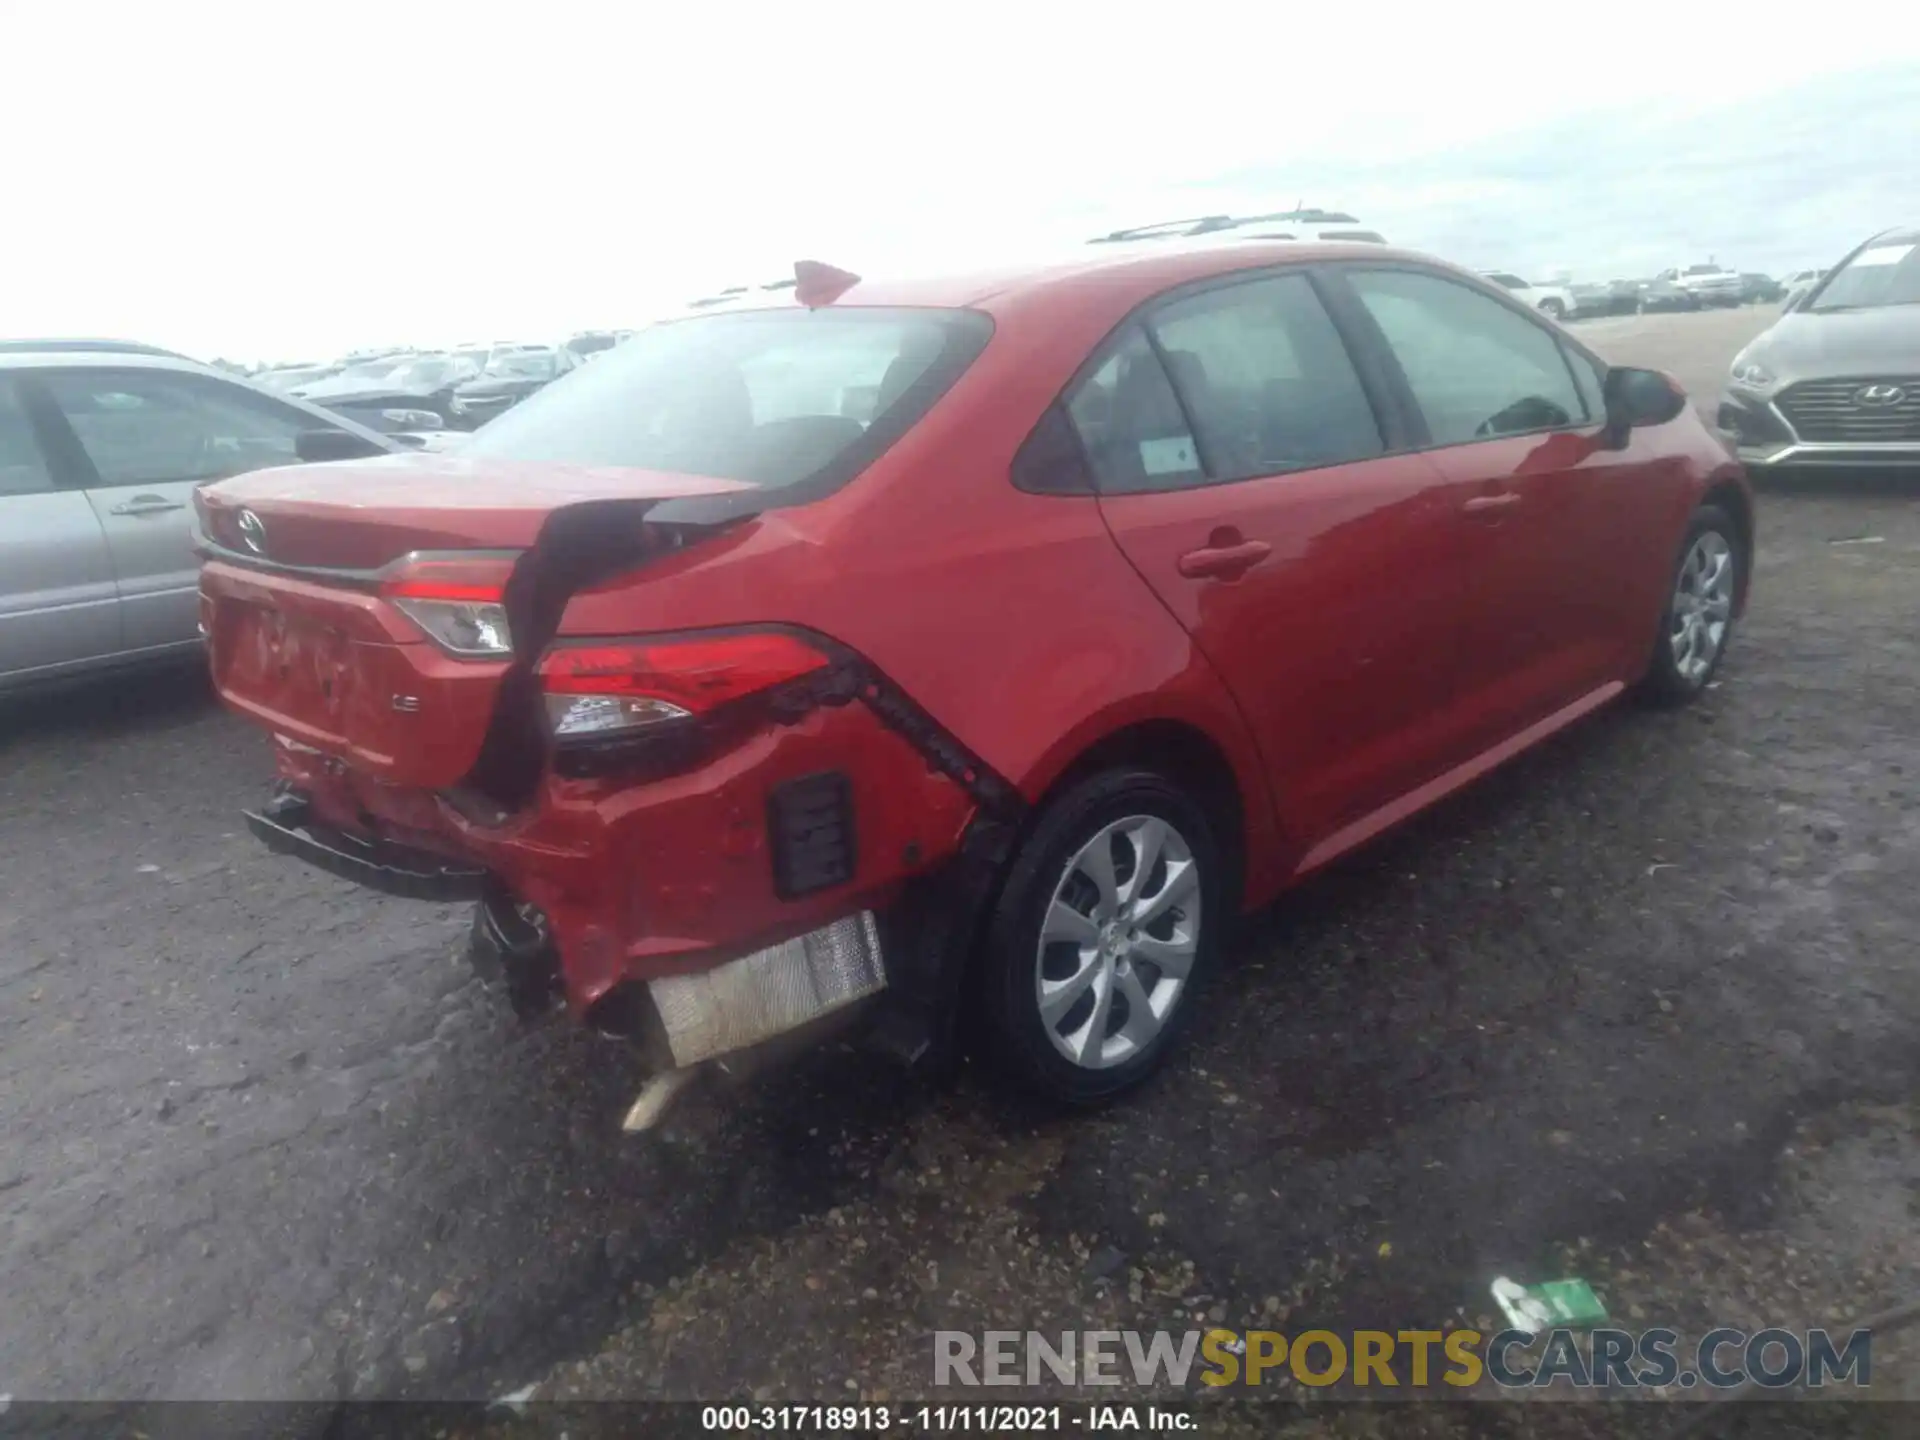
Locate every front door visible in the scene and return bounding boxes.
[1334,266,1651,747]
[0,376,120,681]
[1074,271,1478,859]
[36,368,320,653]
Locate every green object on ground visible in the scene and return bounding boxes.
[1490,1276,1610,1336]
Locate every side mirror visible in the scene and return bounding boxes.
[1600,366,1686,448]
[296,428,388,463]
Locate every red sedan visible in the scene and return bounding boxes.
[195,242,1752,1120]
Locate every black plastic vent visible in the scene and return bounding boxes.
[768,771,856,899]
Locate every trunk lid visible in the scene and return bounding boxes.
[197,455,760,793]
[196,452,755,570]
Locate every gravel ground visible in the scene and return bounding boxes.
[6,305,1920,1423]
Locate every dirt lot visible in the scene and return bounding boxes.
[6,304,1920,1423]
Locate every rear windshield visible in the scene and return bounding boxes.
[1809,233,1920,311]
[464,307,992,491]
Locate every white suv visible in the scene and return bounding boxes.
[1481,271,1576,320]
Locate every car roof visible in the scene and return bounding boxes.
[0,347,399,447]
[0,338,194,359]
[0,348,227,374]
[669,239,1451,320]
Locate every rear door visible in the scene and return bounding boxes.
[1333,265,1650,748]
[1079,270,1480,856]
[35,368,325,653]
[0,374,121,680]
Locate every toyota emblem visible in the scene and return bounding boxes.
[236,509,267,555]
[1854,384,1909,407]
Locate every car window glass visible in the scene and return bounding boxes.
[1348,270,1584,443]
[0,379,55,496]
[463,308,991,493]
[1565,346,1604,421]
[1146,273,1384,479]
[1809,234,1920,311]
[1063,325,1203,494]
[39,371,317,486]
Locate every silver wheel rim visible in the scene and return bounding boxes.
[1035,814,1201,1070]
[1670,530,1734,685]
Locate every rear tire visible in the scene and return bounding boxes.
[1639,503,1742,707]
[979,768,1224,1104]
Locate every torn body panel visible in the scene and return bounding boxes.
[268,683,981,1012]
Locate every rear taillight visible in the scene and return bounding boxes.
[538,631,830,740]
[380,553,517,657]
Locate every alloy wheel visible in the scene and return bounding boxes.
[1034,815,1202,1070]
[1670,530,1735,685]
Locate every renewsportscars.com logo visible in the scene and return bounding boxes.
[933,1327,1872,1391]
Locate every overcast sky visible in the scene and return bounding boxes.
[4,1,1916,363]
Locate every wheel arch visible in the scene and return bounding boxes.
[1701,472,1755,616]
[1019,714,1276,918]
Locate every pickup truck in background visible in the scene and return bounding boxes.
[1658,264,1746,308]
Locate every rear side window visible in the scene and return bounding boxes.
[464,308,992,494]
[0,379,54,495]
[37,370,317,486]
[1064,326,1204,494]
[1347,270,1585,445]
[1146,273,1383,479]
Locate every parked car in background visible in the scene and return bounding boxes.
[293,351,480,433]
[1657,264,1744,308]
[0,348,394,692]
[255,363,342,394]
[1567,281,1630,318]
[447,344,576,428]
[1719,224,1920,476]
[1634,279,1701,313]
[1482,271,1576,320]
[1780,269,1826,310]
[197,243,1750,1124]
[564,331,633,364]
[1738,273,1785,304]
[1089,209,1389,247]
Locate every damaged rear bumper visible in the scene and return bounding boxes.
[244,791,485,901]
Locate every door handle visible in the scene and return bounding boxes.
[1176,539,1272,580]
[1461,492,1522,516]
[110,496,187,516]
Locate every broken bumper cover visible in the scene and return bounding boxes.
[244,794,486,901]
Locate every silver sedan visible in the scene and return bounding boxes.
[0,348,397,693]
[1717,225,1920,474]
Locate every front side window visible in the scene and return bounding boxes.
[1808,232,1920,311]
[464,307,992,493]
[39,370,317,486]
[0,378,54,496]
[1487,273,1528,290]
[1347,269,1585,445]
[1145,273,1383,479]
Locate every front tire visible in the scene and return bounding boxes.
[1539,298,1566,320]
[979,768,1225,1104]
[1639,503,1742,706]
